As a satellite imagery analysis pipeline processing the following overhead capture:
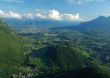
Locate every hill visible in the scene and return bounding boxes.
[0,19,25,78]
[43,45,89,73]
[30,44,110,78]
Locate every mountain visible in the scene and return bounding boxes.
[0,15,110,78]
[74,16,110,34]
[30,44,110,78]
[34,67,110,78]
[52,16,110,33]
[27,16,110,78]
[30,44,104,74]
[4,18,80,31]
[64,16,110,64]
[0,19,25,78]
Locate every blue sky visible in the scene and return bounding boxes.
[0,0,110,21]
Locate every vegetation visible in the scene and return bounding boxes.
[0,19,25,78]
[1,16,110,78]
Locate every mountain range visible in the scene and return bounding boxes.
[4,18,80,31]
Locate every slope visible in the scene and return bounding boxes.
[0,19,25,77]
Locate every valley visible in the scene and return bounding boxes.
[1,0,110,78]
[1,16,110,78]
[16,16,110,77]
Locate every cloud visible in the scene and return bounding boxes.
[62,13,80,21]
[24,13,34,19]
[0,10,5,16]
[1,0,24,3]
[0,10,22,19]
[8,11,22,19]
[0,9,81,21]
[35,13,47,19]
[48,10,62,20]
[67,0,109,5]
[34,9,80,21]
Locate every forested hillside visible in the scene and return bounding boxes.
[0,19,25,78]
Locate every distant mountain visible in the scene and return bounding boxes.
[52,16,110,39]
[74,16,110,33]
[0,19,25,77]
[52,16,110,31]
[4,18,80,31]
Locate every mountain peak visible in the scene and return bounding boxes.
[96,16,107,20]
[92,16,110,22]
[98,16,106,18]
[96,16,110,20]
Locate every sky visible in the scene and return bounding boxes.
[0,0,110,21]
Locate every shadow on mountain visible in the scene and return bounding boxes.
[34,67,110,78]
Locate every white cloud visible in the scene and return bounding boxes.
[67,0,109,5]
[0,10,5,16]
[1,0,24,3]
[63,13,80,21]
[48,10,62,20]
[24,13,34,19]
[0,10,22,19]
[34,9,80,21]
[8,11,22,19]
[35,13,47,19]
[0,9,81,21]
